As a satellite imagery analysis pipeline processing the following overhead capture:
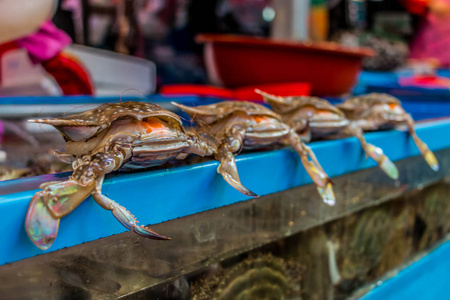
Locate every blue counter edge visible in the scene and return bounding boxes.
[361,239,450,300]
[0,118,449,265]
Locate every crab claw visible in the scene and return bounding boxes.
[365,144,399,180]
[318,182,336,207]
[405,115,439,171]
[113,202,170,240]
[424,150,439,171]
[217,149,259,197]
[25,192,60,250]
[92,191,170,240]
[25,180,96,250]
[287,130,335,205]
[414,139,439,171]
[302,159,336,206]
[345,123,399,180]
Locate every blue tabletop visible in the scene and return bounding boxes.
[0,116,449,265]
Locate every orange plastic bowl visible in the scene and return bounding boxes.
[196,34,374,97]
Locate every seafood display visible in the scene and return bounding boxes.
[25,101,216,250]
[257,90,399,180]
[0,91,436,253]
[337,93,439,172]
[172,101,335,205]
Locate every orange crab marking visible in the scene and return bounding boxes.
[253,116,269,123]
[142,118,166,133]
[317,109,334,115]
[388,103,398,110]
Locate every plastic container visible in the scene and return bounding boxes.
[64,45,157,96]
[196,34,374,97]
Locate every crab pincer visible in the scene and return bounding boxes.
[286,129,336,206]
[405,115,439,171]
[91,176,170,239]
[344,123,399,180]
[216,146,259,197]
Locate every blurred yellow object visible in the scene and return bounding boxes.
[309,2,329,41]
[0,0,57,43]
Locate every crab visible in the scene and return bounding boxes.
[257,90,399,180]
[337,93,439,172]
[26,101,216,250]
[171,101,335,206]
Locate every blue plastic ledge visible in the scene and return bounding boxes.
[0,118,449,265]
[362,239,450,300]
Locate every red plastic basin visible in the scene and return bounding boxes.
[197,34,374,97]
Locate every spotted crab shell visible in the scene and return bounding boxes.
[338,93,401,114]
[171,101,281,125]
[256,90,344,116]
[269,95,345,116]
[30,101,183,142]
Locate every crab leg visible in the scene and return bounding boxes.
[405,114,439,171]
[345,123,399,180]
[286,129,335,206]
[216,126,259,197]
[92,176,170,240]
[183,131,217,157]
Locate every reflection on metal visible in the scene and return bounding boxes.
[0,149,449,298]
[190,253,302,299]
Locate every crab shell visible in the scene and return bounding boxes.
[30,102,185,150]
[265,95,345,117]
[172,101,281,125]
[259,92,349,135]
[337,93,401,120]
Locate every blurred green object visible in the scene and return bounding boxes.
[373,12,414,39]
[311,0,326,6]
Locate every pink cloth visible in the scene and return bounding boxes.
[15,20,72,64]
[410,0,450,67]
